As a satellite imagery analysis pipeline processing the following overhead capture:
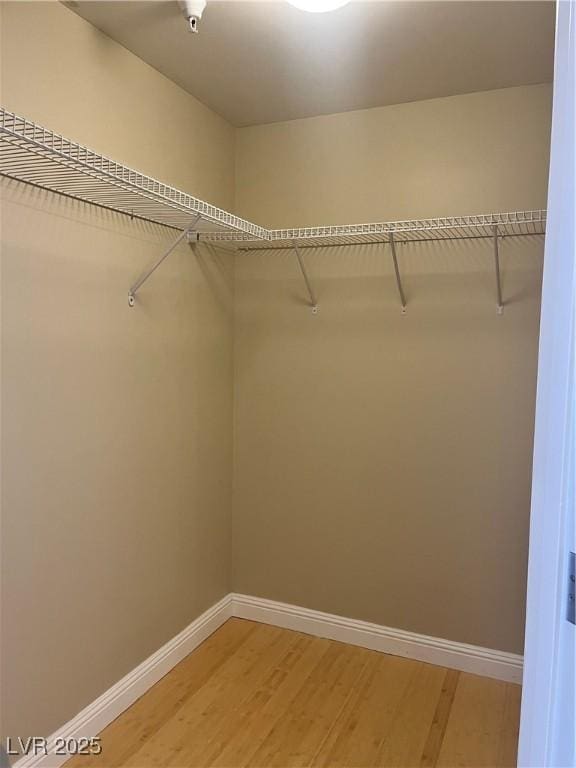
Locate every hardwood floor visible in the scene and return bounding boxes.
[66,618,520,768]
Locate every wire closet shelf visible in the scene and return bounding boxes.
[0,107,267,238]
[0,106,546,312]
[200,210,547,249]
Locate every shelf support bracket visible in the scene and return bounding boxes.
[128,214,201,307]
[293,241,318,314]
[493,225,504,315]
[389,232,407,314]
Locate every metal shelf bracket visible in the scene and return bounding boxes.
[293,241,318,314]
[389,233,407,314]
[493,225,504,314]
[128,215,201,307]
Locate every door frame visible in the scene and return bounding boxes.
[518,1,576,765]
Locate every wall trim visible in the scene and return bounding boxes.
[13,591,522,768]
[13,595,233,768]
[231,593,523,684]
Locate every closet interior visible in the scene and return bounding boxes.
[0,1,561,767]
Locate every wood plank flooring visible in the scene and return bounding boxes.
[66,619,520,768]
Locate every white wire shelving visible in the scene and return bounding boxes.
[1,106,546,313]
[0,107,267,238]
[200,210,547,249]
[200,211,546,314]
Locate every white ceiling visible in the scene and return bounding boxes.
[68,1,555,127]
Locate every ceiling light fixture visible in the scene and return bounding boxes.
[287,0,350,12]
[178,0,206,33]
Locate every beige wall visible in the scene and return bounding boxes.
[0,1,235,211]
[1,1,235,743]
[233,85,552,654]
[235,85,551,227]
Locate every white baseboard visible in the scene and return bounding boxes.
[13,595,233,768]
[231,593,523,684]
[13,591,522,768]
